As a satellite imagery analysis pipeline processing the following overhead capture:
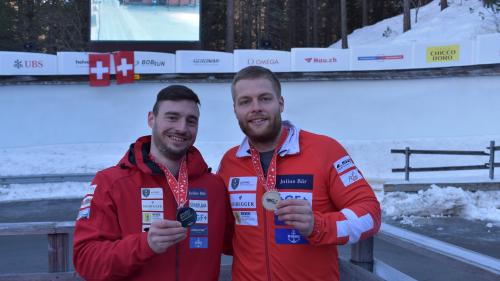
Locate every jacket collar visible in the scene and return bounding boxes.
[235,120,300,158]
[119,135,209,178]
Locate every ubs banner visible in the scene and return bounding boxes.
[0,52,57,75]
[414,41,473,68]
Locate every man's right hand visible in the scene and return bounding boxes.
[147,219,187,254]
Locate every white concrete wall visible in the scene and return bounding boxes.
[1,75,500,148]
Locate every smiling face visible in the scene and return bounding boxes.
[233,77,284,150]
[148,99,199,161]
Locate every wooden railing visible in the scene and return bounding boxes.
[392,140,500,181]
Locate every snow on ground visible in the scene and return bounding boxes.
[330,0,499,48]
[1,137,499,223]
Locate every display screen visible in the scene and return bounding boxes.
[90,0,200,42]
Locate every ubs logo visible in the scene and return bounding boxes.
[13,59,44,69]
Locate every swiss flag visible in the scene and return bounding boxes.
[89,53,111,87]
[113,51,135,84]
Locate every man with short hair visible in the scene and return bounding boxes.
[218,66,381,281]
[74,85,232,281]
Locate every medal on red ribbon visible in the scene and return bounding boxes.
[249,128,288,211]
[150,154,197,227]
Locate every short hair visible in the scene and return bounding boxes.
[152,85,200,115]
[231,66,281,99]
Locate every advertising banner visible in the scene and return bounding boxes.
[350,45,413,70]
[291,48,350,71]
[234,50,291,72]
[134,51,175,74]
[0,52,57,75]
[175,51,233,73]
[475,33,500,65]
[414,41,474,68]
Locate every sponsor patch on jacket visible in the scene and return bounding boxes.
[142,212,163,224]
[190,237,208,249]
[275,229,309,244]
[279,192,313,204]
[189,200,208,212]
[233,211,258,226]
[80,195,93,209]
[276,175,313,189]
[230,193,257,209]
[77,208,90,220]
[190,225,208,236]
[188,188,208,199]
[196,212,209,224]
[141,187,163,199]
[340,169,363,187]
[87,184,97,195]
[141,200,164,212]
[229,177,257,191]
[334,156,355,174]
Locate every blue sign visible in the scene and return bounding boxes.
[276,175,313,190]
[275,229,309,244]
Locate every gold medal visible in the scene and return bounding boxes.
[262,191,281,211]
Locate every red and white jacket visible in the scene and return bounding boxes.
[73,136,233,281]
[217,122,381,281]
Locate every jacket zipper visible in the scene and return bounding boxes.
[176,244,179,281]
[263,204,272,281]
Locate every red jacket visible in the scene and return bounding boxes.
[217,123,381,281]
[73,136,232,281]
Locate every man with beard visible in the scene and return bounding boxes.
[217,66,381,281]
[73,85,233,281]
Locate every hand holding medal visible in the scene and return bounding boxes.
[150,155,197,228]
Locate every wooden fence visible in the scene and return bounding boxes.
[392,141,500,181]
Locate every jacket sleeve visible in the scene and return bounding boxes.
[307,140,381,246]
[217,158,235,256]
[73,172,156,281]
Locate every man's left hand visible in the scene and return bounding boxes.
[275,199,314,237]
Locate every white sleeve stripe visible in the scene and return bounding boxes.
[337,208,375,244]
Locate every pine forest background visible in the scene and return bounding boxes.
[1,0,498,53]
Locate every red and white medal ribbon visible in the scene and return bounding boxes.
[248,128,289,193]
[149,153,189,209]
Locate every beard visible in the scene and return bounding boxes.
[238,112,282,145]
[151,125,191,161]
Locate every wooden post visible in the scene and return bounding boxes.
[225,0,234,52]
[48,233,69,272]
[403,0,411,32]
[350,237,374,272]
[489,140,495,180]
[405,147,410,181]
[340,0,348,49]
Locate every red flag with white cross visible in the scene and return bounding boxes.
[89,53,111,87]
[113,51,135,84]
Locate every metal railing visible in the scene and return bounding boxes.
[391,140,500,181]
[0,221,386,281]
[2,221,498,280]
